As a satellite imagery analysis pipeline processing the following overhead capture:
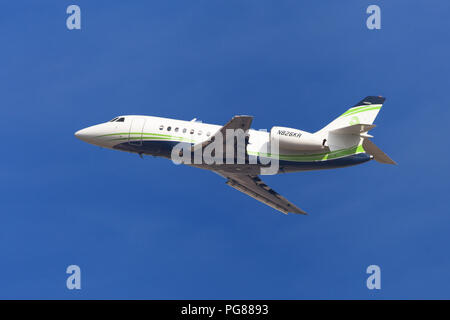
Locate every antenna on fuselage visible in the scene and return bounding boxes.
[190,118,197,122]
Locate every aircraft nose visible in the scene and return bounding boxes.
[74,125,103,145]
[74,128,91,142]
[75,123,116,147]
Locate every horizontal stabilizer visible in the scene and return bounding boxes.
[329,123,376,135]
[363,139,397,165]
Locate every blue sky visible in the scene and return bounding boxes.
[1,0,449,299]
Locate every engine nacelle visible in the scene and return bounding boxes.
[270,126,325,151]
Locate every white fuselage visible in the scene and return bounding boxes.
[75,115,371,175]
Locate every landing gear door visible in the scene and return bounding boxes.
[128,118,146,146]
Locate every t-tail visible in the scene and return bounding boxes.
[315,96,396,165]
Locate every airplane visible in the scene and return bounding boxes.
[75,96,396,215]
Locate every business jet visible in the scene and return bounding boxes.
[75,96,395,215]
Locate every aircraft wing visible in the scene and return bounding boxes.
[192,115,253,151]
[215,171,307,215]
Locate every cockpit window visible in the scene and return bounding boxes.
[109,117,125,122]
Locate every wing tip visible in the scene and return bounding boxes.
[288,208,308,215]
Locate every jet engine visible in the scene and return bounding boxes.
[270,126,326,151]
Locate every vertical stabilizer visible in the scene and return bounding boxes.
[316,96,385,135]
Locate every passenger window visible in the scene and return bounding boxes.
[159,125,164,130]
[182,128,187,133]
[190,129,194,134]
[174,127,179,132]
[198,130,202,135]
[167,126,172,131]
[206,132,211,137]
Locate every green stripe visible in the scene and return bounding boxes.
[339,106,381,118]
[109,136,195,143]
[340,105,373,117]
[98,132,196,143]
[100,131,365,162]
[98,132,173,138]
[247,145,365,162]
[110,137,171,141]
